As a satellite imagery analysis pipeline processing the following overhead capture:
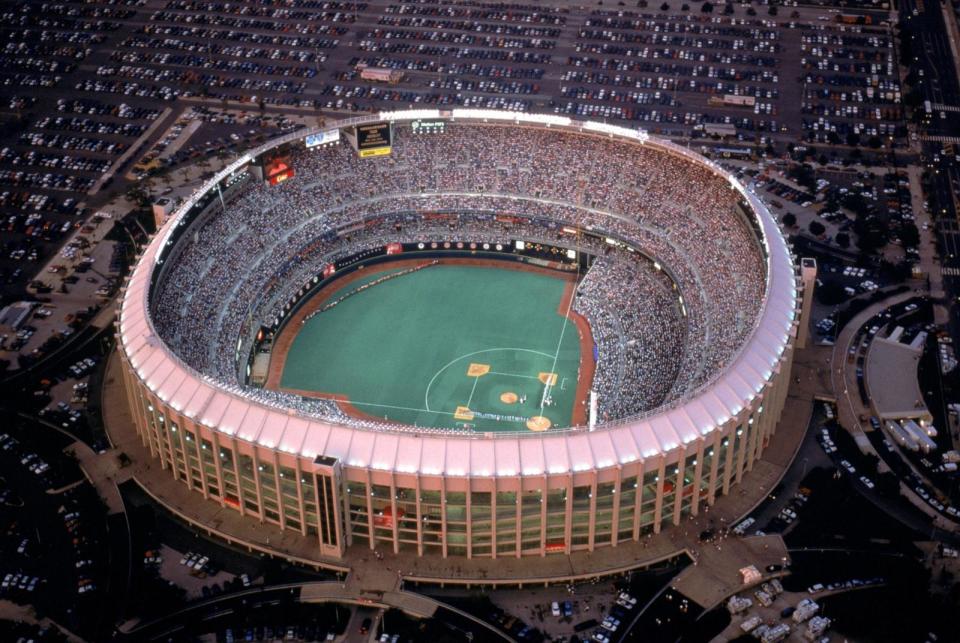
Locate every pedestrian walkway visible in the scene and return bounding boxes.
[830,289,960,533]
[671,534,789,610]
[0,599,85,643]
[299,582,436,619]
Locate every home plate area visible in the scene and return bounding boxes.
[455,362,557,431]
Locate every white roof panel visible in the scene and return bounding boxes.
[219,398,250,437]
[370,433,399,471]
[494,440,520,476]
[542,437,570,474]
[469,440,496,477]
[445,440,470,476]
[200,391,232,427]
[518,439,545,476]
[279,417,310,454]
[300,422,331,459]
[253,409,283,447]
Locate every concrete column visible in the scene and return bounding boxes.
[610,465,622,547]
[250,450,266,522]
[414,476,424,557]
[632,462,644,540]
[363,469,375,549]
[690,440,705,516]
[652,458,666,534]
[389,476,399,555]
[707,430,722,505]
[490,486,497,560]
[722,432,736,495]
[514,486,522,559]
[440,476,448,559]
[561,476,573,555]
[587,475,598,551]
[293,459,307,537]
[210,432,227,509]
[466,481,472,560]
[272,451,285,530]
[671,454,685,526]
[539,477,548,557]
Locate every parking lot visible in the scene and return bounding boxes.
[0,0,911,309]
[0,420,118,640]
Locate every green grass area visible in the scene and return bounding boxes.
[279,263,584,431]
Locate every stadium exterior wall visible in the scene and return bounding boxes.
[115,110,799,562]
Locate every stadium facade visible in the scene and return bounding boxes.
[116,110,799,561]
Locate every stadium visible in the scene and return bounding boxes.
[116,109,799,562]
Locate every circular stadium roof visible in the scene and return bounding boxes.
[118,110,797,475]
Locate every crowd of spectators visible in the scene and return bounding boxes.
[574,252,685,420]
[152,121,766,427]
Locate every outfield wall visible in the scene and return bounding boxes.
[115,110,799,563]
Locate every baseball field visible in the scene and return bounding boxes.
[270,259,591,432]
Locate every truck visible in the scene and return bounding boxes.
[793,598,819,623]
[754,590,774,607]
[902,418,938,438]
[761,623,791,643]
[727,595,753,614]
[740,615,762,633]
[804,616,831,640]
[708,94,757,108]
[943,450,960,463]
[901,420,937,453]
[697,122,738,138]
[885,420,918,452]
[356,64,404,84]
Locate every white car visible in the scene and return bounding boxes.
[859,476,875,489]
[840,460,856,474]
[616,592,637,608]
[551,601,560,616]
[601,617,620,632]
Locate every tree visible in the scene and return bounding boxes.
[900,222,920,247]
[681,2,689,9]
[746,6,756,15]
[836,232,851,248]
[817,281,847,305]
[867,135,883,149]
[827,131,841,145]
[846,132,861,147]
[788,163,817,191]
[809,220,826,236]
[660,2,669,9]
[723,3,734,14]
[768,5,778,15]
[876,471,899,497]
[781,212,797,227]
[701,1,714,11]
[863,453,880,477]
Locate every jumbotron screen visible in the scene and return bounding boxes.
[356,122,392,158]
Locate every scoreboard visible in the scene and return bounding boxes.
[355,122,392,158]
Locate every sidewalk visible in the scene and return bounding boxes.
[0,599,85,643]
[830,289,959,532]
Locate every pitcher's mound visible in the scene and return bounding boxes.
[526,416,552,431]
[500,392,519,404]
